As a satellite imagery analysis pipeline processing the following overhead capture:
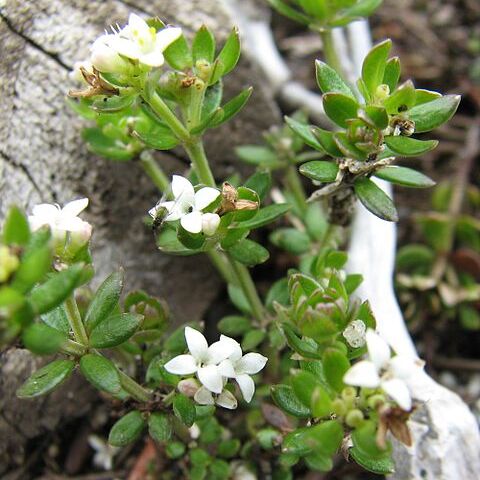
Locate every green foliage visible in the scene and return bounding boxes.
[109,411,146,446]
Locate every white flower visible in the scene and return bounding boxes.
[343,329,423,411]
[28,198,92,245]
[164,327,235,394]
[88,435,119,471]
[342,319,366,348]
[91,13,181,72]
[149,175,220,235]
[215,335,268,403]
[194,385,238,410]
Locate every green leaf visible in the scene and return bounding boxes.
[29,264,84,314]
[322,348,350,392]
[308,420,343,455]
[374,166,435,188]
[245,171,272,202]
[216,27,241,77]
[414,89,442,106]
[22,323,66,355]
[164,33,193,70]
[11,244,51,293]
[235,145,281,168]
[228,284,252,314]
[92,94,136,113]
[384,136,438,156]
[17,359,75,398]
[85,269,124,332]
[149,412,172,442]
[156,227,203,256]
[336,0,383,21]
[266,0,310,25]
[242,329,266,351]
[133,126,179,150]
[271,384,311,418]
[354,177,398,222]
[41,303,70,333]
[173,394,196,427]
[299,161,338,183]
[109,411,146,447]
[312,127,343,157]
[201,81,223,119]
[228,238,270,266]
[298,0,328,19]
[291,371,332,418]
[322,93,359,128]
[265,278,290,311]
[218,315,251,336]
[177,226,206,251]
[334,132,366,160]
[383,56,401,92]
[230,203,290,230]
[361,39,392,97]
[3,206,30,246]
[80,353,122,395]
[269,228,311,255]
[315,60,355,98]
[282,323,322,359]
[396,244,434,271]
[192,25,216,63]
[212,87,252,127]
[408,95,461,132]
[89,312,142,348]
[82,128,133,161]
[285,116,325,152]
[384,80,416,114]
[166,441,186,459]
[364,105,389,129]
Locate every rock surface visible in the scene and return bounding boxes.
[0,0,279,472]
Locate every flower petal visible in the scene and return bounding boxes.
[236,374,255,403]
[220,335,243,362]
[127,13,150,37]
[61,198,89,217]
[197,365,223,394]
[366,329,391,371]
[216,390,238,409]
[194,187,220,211]
[171,175,194,201]
[194,386,215,405]
[235,353,268,375]
[155,27,183,52]
[110,36,142,60]
[31,203,59,222]
[185,326,208,362]
[343,360,381,388]
[207,336,239,365]
[381,378,412,411]
[139,51,165,67]
[389,355,419,380]
[201,213,220,236]
[217,359,236,378]
[164,354,197,375]
[181,211,203,234]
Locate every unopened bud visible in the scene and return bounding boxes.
[201,213,220,236]
[177,378,200,397]
[368,394,386,410]
[375,84,390,101]
[332,398,347,416]
[195,60,212,82]
[345,408,364,428]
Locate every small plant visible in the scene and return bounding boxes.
[1,4,462,478]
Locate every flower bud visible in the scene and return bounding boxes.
[0,246,20,282]
[345,408,364,428]
[201,213,220,236]
[177,378,200,397]
[368,394,386,410]
[195,60,212,82]
[332,398,347,416]
[375,84,390,101]
[91,38,130,74]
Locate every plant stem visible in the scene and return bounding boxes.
[184,139,216,187]
[65,296,89,346]
[226,253,265,323]
[144,92,190,143]
[61,338,87,356]
[117,368,152,403]
[140,151,170,192]
[207,250,235,284]
[285,165,308,215]
[320,29,345,79]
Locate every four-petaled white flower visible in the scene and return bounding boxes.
[88,434,119,471]
[164,326,235,395]
[149,175,221,235]
[28,198,92,245]
[343,329,422,411]
[90,13,181,72]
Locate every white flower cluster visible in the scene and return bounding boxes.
[149,175,221,236]
[28,198,92,247]
[72,13,181,78]
[343,329,423,411]
[165,327,268,409]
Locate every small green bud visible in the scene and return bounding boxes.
[367,394,386,409]
[195,60,212,82]
[375,84,390,101]
[341,386,357,401]
[345,408,364,428]
[0,245,20,282]
[332,398,347,416]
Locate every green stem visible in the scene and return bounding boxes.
[117,368,152,403]
[162,390,176,406]
[207,250,235,284]
[61,339,87,356]
[285,165,308,215]
[184,140,216,187]
[226,254,265,323]
[143,91,190,143]
[140,151,170,192]
[65,296,89,346]
[320,29,345,79]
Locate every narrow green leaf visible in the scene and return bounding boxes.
[22,323,66,355]
[133,127,179,150]
[173,394,196,427]
[414,89,442,106]
[244,171,272,202]
[322,93,359,128]
[291,370,319,407]
[271,384,311,418]
[89,313,142,348]
[17,359,75,398]
[235,145,281,168]
[299,161,339,183]
[163,33,193,70]
[364,105,389,129]
[336,0,383,20]
[266,0,310,25]
[374,166,435,188]
[211,87,252,127]
[408,94,461,132]
[312,127,344,157]
[354,177,398,222]
[3,206,30,246]
[85,269,124,332]
[92,94,136,113]
[269,228,311,255]
[241,329,266,351]
[298,0,328,19]
[361,39,392,96]
[383,56,401,92]
[384,80,416,114]
[82,128,134,161]
[11,244,51,293]
[322,348,350,392]
[216,27,241,77]
[218,315,251,336]
[384,136,438,156]
[29,264,84,314]
[109,411,146,446]
[230,203,290,230]
[229,238,270,266]
[80,353,122,395]
[315,60,355,98]
[192,25,216,63]
[149,412,172,442]
[41,303,70,333]
[285,116,325,152]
